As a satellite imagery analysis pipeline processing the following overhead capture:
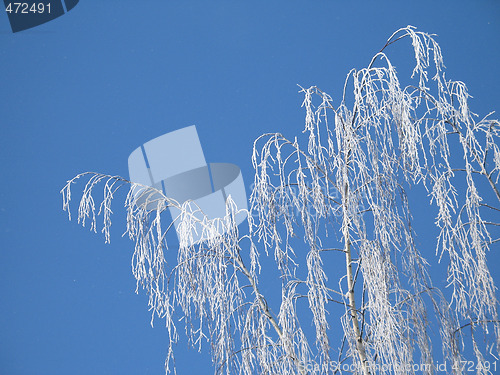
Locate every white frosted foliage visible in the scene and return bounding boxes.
[62,26,500,375]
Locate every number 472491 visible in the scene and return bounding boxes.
[452,361,497,372]
[5,3,51,14]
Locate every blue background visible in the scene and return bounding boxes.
[1,1,499,374]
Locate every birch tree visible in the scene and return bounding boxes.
[61,26,500,374]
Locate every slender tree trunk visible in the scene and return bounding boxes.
[344,235,370,375]
[342,126,370,375]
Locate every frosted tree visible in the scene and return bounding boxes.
[62,26,500,374]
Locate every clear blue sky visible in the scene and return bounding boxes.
[1,1,499,374]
